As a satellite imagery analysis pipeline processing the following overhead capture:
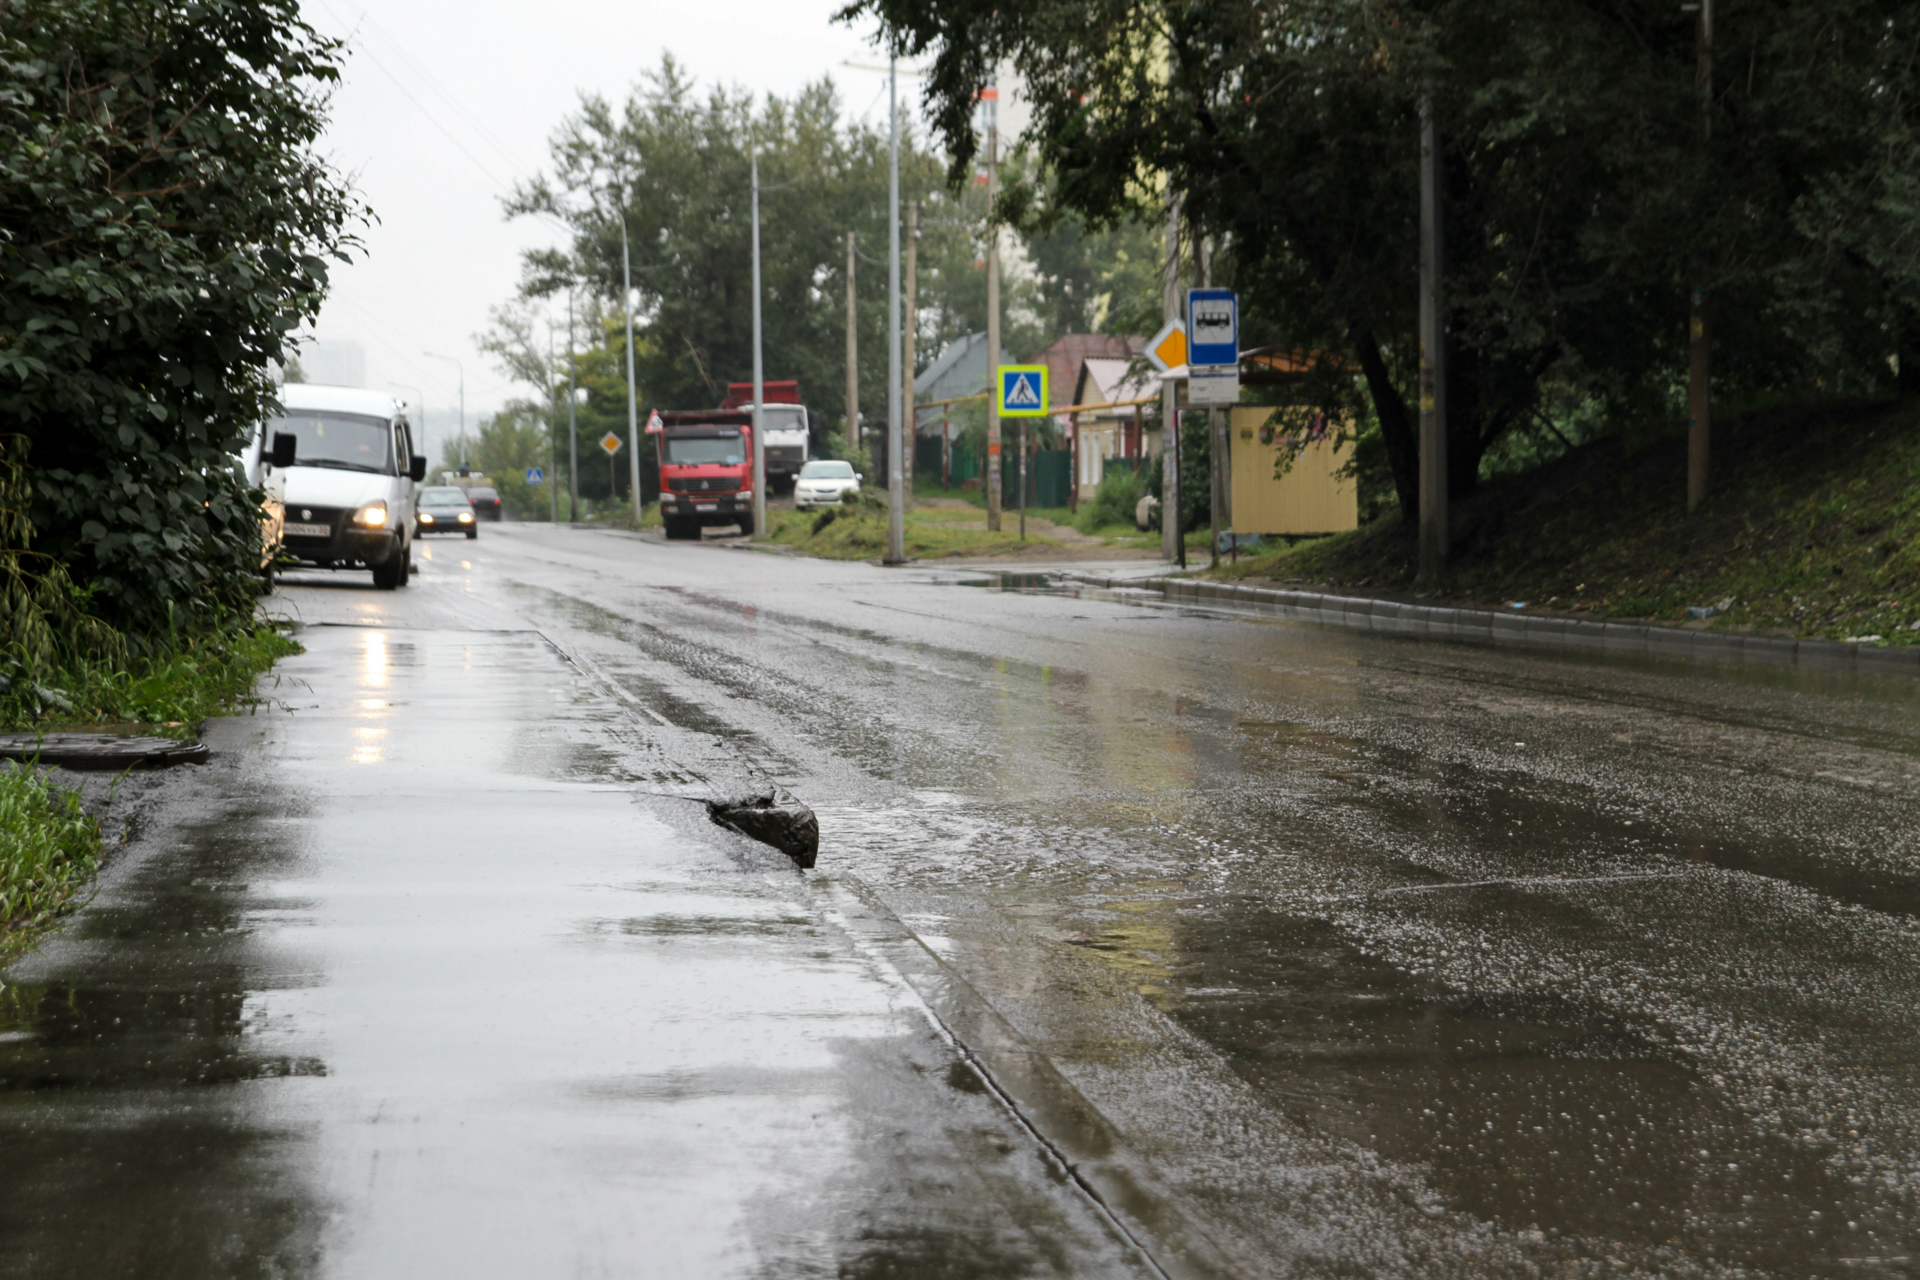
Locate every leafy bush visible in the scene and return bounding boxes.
[0,0,362,643]
[1071,466,1146,534]
[0,762,100,935]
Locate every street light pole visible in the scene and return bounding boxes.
[885,56,906,565]
[984,76,1002,533]
[566,292,579,523]
[620,216,643,526]
[547,324,560,525]
[422,352,465,469]
[751,148,768,540]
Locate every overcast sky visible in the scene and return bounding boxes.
[297,0,908,461]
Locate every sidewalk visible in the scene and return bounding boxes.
[0,621,1154,1278]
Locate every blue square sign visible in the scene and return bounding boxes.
[1186,289,1238,368]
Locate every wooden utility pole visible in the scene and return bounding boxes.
[1687,0,1713,513]
[904,200,918,506]
[1417,83,1448,584]
[846,231,859,456]
[1161,191,1183,566]
[984,79,1003,532]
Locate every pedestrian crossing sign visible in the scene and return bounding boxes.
[997,364,1049,418]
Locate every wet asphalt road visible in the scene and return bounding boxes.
[7,524,1920,1278]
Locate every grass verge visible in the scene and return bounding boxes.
[766,493,1062,560]
[1217,398,1920,644]
[0,763,101,955]
[3,621,303,737]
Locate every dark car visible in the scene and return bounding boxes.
[467,486,503,521]
[415,486,478,538]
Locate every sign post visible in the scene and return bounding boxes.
[997,365,1049,541]
[1187,289,1239,568]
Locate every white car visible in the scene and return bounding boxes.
[793,460,862,510]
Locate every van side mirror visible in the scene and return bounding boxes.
[269,433,297,469]
[409,454,427,482]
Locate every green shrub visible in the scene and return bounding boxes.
[1073,467,1146,534]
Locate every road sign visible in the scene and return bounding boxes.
[997,364,1049,417]
[599,431,623,456]
[1187,288,1238,367]
[1188,366,1241,406]
[525,467,544,485]
[644,409,663,435]
[1144,319,1187,373]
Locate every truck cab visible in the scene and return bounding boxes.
[656,411,754,540]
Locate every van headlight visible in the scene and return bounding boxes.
[354,500,389,527]
[458,511,472,523]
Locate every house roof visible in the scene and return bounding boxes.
[914,332,1014,405]
[1073,356,1163,417]
[1025,333,1145,412]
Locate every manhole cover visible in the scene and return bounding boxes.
[0,733,210,770]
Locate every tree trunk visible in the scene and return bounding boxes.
[1351,326,1419,523]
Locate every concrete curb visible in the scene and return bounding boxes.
[1058,572,1920,678]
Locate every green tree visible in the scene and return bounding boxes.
[0,0,361,636]
[848,0,1920,521]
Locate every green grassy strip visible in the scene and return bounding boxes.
[0,763,100,946]
[764,491,1065,560]
[3,623,303,737]
[1216,399,1920,644]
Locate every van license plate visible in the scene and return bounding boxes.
[284,522,330,538]
[695,503,718,512]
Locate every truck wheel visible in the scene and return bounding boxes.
[371,552,402,590]
[736,510,755,538]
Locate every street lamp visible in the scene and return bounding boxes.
[422,352,466,470]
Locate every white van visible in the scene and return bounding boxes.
[267,384,424,590]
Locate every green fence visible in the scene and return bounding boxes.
[1000,449,1071,508]
[916,437,982,487]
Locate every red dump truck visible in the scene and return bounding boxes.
[655,409,755,540]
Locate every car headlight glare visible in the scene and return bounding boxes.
[355,500,388,527]
[458,512,472,522]
[419,513,435,523]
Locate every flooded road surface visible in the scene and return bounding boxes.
[8,524,1920,1277]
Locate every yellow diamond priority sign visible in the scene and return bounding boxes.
[599,431,623,456]
[996,364,1049,418]
[1144,319,1187,373]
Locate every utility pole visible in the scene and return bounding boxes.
[846,232,859,458]
[750,148,767,540]
[1160,193,1182,565]
[1417,82,1449,584]
[566,293,579,523]
[1687,0,1713,513]
[547,324,560,524]
[903,199,918,508]
[885,57,906,565]
[423,352,465,470]
[620,218,642,525]
[984,76,1003,532]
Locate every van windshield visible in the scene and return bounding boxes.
[664,435,745,466]
[269,411,394,474]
